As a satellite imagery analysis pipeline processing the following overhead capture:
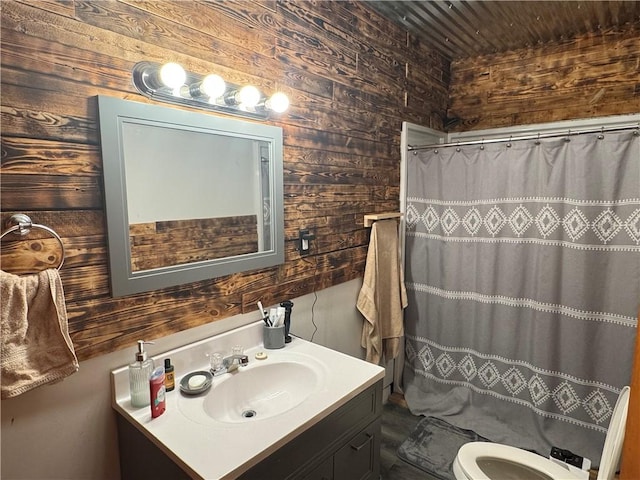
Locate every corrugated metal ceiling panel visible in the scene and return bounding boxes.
[364,1,640,60]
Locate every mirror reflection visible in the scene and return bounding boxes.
[123,123,272,271]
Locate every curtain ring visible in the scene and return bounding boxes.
[564,129,571,142]
[598,126,604,140]
[506,136,512,148]
[534,132,541,145]
[480,139,484,150]
[456,141,461,152]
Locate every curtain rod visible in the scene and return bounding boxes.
[407,123,640,151]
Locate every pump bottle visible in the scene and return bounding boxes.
[128,340,155,408]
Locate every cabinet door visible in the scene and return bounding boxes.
[333,420,380,480]
[302,457,333,480]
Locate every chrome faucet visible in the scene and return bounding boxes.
[222,353,249,371]
[209,347,249,376]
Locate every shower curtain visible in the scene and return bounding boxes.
[403,128,639,465]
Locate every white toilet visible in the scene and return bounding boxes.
[453,386,630,480]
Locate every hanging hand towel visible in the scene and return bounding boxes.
[357,219,408,364]
[1,268,79,399]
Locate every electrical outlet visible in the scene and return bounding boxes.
[298,228,316,255]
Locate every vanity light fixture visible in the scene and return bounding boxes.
[131,61,290,120]
[184,73,226,100]
[157,62,187,90]
[224,85,261,108]
[265,92,290,113]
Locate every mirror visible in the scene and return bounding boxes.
[97,96,284,297]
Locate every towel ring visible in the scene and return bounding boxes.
[0,214,66,270]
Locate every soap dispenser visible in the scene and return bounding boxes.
[129,340,155,408]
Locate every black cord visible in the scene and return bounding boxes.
[310,289,318,343]
[302,255,319,342]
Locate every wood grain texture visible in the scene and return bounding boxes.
[2,0,637,363]
[380,402,430,480]
[0,0,448,361]
[448,26,640,130]
[129,216,260,271]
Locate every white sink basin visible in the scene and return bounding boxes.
[177,350,327,426]
[204,359,320,423]
[112,323,385,479]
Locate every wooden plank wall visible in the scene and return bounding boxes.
[129,216,260,271]
[0,0,449,361]
[448,26,640,130]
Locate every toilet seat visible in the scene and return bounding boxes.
[454,442,579,480]
[453,386,631,480]
[596,386,630,480]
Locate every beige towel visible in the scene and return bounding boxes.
[357,219,408,364]
[1,269,79,399]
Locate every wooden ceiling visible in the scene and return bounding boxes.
[365,1,640,60]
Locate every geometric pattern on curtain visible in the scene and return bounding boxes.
[405,333,618,432]
[406,198,640,250]
[403,129,639,465]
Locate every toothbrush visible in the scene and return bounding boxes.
[257,301,270,326]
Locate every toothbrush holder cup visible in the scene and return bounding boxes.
[263,325,285,349]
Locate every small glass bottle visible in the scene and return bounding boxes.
[128,340,155,408]
[164,358,175,392]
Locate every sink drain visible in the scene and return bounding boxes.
[241,409,257,419]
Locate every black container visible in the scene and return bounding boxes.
[280,300,294,343]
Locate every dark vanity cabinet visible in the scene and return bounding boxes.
[117,380,383,480]
[240,380,382,480]
[301,421,380,480]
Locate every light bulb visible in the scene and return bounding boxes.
[238,85,261,108]
[201,74,226,99]
[266,92,290,113]
[159,63,186,89]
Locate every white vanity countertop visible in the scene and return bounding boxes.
[111,321,385,479]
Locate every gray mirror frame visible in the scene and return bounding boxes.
[97,96,284,297]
